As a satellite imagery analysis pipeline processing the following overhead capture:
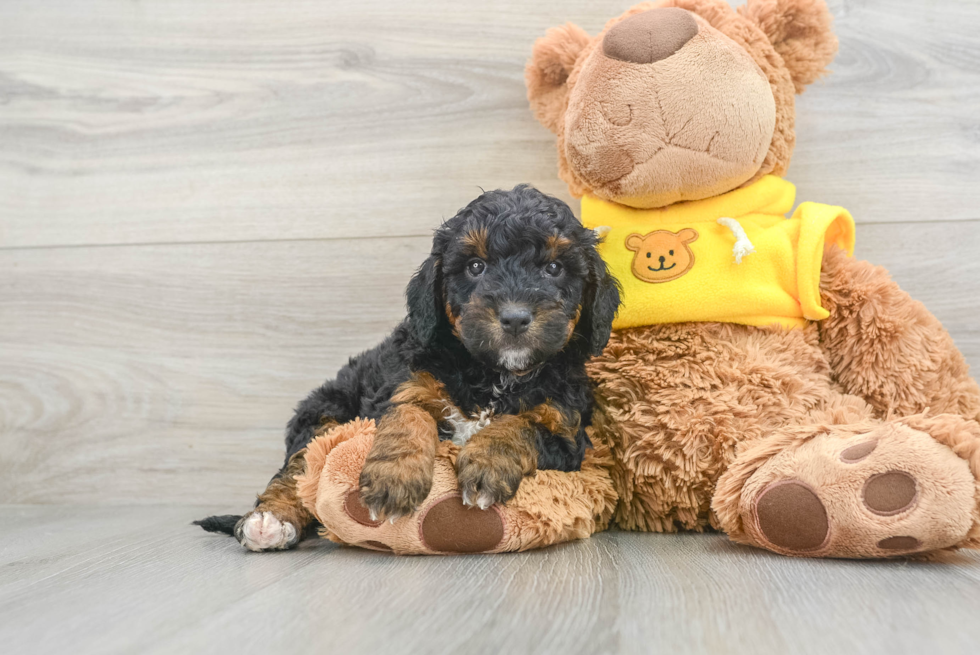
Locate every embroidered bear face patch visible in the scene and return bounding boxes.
[625,228,699,283]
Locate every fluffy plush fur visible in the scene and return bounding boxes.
[526,0,837,208]
[197,185,620,550]
[526,0,980,558]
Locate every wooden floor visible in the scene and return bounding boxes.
[1,505,979,655]
[2,0,980,653]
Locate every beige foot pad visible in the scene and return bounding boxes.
[294,418,618,555]
[730,420,979,558]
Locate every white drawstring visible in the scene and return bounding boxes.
[717,217,755,264]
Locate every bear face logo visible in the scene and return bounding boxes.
[625,228,699,283]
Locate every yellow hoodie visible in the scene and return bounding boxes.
[580,176,855,330]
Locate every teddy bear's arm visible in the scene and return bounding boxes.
[818,245,980,421]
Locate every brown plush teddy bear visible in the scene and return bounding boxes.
[293,0,980,559]
[524,0,980,558]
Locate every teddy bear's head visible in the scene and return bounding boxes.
[526,0,838,209]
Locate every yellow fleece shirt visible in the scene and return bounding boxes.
[580,176,856,330]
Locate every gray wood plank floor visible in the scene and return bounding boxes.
[1,505,980,655]
[2,0,980,653]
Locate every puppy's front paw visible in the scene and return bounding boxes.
[358,454,434,522]
[234,511,298,552]
[456,448,526,510]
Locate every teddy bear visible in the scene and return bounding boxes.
[290,0,980,559]
[292,418,618,554]
[523,0,980,558]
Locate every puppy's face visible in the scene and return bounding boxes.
[444,222,586,373]
[408,186,620,372]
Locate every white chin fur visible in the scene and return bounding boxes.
[498,348,532,372]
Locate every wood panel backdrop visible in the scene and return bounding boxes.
[1,0,978,507]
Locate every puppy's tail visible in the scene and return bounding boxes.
[193,514,242,536]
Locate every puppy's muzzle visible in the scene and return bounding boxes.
[499,304,533,337]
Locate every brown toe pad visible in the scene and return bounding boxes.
[419,494,505,554]
[755,480,830,553]
[877,536,921,551]
[343,490,383,527]
[862,471,917,516]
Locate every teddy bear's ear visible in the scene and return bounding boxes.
[625,234,644,252]
[678,228,699,244]
[525,23,591,134]
[739,0,839,93]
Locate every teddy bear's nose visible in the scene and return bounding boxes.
[602,7,699,64]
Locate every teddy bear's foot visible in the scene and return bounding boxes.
[717,417,980,558]
[293,417,618,554]
[337,489,507,554]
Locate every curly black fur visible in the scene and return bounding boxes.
[198,185,620,537]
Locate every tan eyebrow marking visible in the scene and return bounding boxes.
[460,226,489,259]
[545,233,572,259]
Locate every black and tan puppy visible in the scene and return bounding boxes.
[197,185,620,551]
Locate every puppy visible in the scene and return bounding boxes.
[197,185,620,551]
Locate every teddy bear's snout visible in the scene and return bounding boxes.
[602,7,699,65]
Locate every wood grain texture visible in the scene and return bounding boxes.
[1,0,979,250]
[0,237,429,504]
[1,505,979,655]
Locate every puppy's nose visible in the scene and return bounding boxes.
[602,7,699,64]
[499,307,533,337]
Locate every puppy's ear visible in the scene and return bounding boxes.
[406,254,444,346]
[525,23,591,134]
[579,240,621,356]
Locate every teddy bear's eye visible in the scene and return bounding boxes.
[646,252,651,258]
[669,250,674,256]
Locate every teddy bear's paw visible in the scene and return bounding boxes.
[235,511,299,552]
[418,493,507,553]
[739,422,977,558]
[337,490,507,554]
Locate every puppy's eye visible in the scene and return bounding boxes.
[544,261,563,277]
[466,259,486,277]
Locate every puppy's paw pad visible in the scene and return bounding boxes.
[475,492,495,510]
[460,490,493,509]
[420,495,505,553]
[357,458,432,522]
[456,456,523,509]
[237,511,297,551]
